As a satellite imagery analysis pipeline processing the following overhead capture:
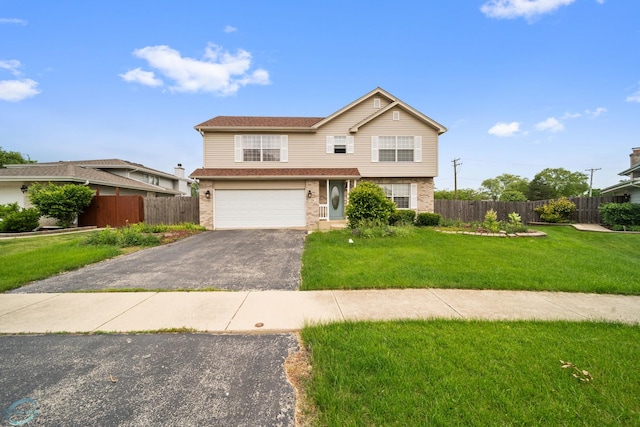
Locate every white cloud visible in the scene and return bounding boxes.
[122,43,270,96]
[224,25,237,33]
[488,121,522,137]
[585,107,607,117]
[535,117,564,132]
[627,84,640,103]
[481,0,575,20]
[119,67,164,87]
[0,59,22,76]
[595,0,605,4]
[0,79,40,101]
[561,111,581,119]
[0,18,27,25]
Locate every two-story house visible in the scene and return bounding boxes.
[190,87,447,230]
[601,147,640,203]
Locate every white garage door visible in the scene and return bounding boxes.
[215,189,306,229]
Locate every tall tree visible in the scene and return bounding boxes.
[480,174,529,201]
[0,146,36,167]
[526,168,588,200]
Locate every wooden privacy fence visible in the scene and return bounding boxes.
[79,196,199,227]
[434,196,626,224]
[144,197,199,225]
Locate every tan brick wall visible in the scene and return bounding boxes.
[199,180,214,230]
[305,180,320,230]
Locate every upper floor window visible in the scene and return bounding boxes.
[326,136,354,154]
[235,135,288,162]
[371,136,422,163]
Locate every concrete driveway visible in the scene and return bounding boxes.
[12,230,307,293]
[0,333,297,426]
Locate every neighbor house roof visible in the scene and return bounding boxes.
[194,87,448,135]
[190,168,361,179]
[0,163,181,194]
[601,178,640,194]
[29,158,188,181]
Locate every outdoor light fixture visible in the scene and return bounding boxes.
[204,190,211,199]
[307,190,312,198]
[20,184,28,193]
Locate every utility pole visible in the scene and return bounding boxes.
[452,158,461,199]
[585,167,601,197]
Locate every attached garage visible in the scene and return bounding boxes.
[214,189,306,229]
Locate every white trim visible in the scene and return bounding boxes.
[410,183,418,209]
[234,135,243,162]
[371,136,379,162]
[393,111,400,121]
[414,136,422,163]
[326,136,334,154]
[280,135,288,162]
[346,136,355,154]
[374,97,381,108]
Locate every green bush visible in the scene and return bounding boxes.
[28,183,94,227]
[0,207,41,232]
[599,203,640,228]
[84,226,160,247]
[415,212,442,227]
[345,182,395,229]
[0,202,20,219]
[534,198,576,223]
[389,210,416,226]
[483,209,500,232]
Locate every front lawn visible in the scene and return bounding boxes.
[299,320,640,426]
[0,234,121,292]
[301,226,640,294]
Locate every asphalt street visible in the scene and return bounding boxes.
[0,333,298,426]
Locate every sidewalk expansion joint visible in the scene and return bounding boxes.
[225,291,250,331]
[331,291,345,321]
[92,292,159,332]
[428,289,465,319]
[0,293,62,318]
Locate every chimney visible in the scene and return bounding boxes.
[630,148,640,168]
[174,163,185,178]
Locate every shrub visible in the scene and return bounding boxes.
[28,183,94,227]
[482,209,500,232]
[415,212,442,227]
[84,225,160,247]
[534,198,576,223]
[500,190,527,202]
[389,210,416,226]
[599,203,640,228]
[0,207,40,232]
[345,182,395,229]
[0,202,20,219]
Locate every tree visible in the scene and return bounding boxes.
[480,174,529,201]
[28,183,94,227]
[345,182,395,228]
[499,190,527,202]
[526,168,588,200]
[0,146,36,167]
[434,188,487,200]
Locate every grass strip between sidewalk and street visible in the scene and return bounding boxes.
[301,226,640,294]
[298,320,640,426]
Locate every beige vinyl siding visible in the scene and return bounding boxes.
[202,100,439,178]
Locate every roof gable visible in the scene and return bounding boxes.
[193,87,447,135]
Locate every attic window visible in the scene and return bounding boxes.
[393,111,400,121]
[374,98,381,108]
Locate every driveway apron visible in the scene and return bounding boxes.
[11,230,307,293]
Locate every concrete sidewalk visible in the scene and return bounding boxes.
[1,289,638,334]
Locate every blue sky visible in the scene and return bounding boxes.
[1,0,638,191]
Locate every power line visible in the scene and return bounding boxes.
[585,167,601,197]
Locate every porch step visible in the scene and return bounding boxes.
[318,220,348,231]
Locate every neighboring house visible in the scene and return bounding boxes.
[0,159,193,208]
[601,147,640,203]
[190,87,447,230]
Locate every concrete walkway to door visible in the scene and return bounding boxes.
[1,289,638,334]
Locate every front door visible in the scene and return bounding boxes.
[328,180,344,220]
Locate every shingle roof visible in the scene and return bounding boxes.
[31,158,181,179]
[190,168,361,178]
[0,163,181,194]
[195,116,324,129]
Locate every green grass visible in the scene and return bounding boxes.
[300,320,640,426]
[301,226,640,294]
[0,234,121,292]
